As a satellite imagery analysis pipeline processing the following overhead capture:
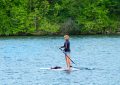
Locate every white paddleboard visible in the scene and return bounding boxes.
[39,67,79,71]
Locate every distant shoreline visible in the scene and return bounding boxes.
[0,32,120,36]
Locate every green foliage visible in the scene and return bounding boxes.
[0,0,120,35]
[39,18,59,33]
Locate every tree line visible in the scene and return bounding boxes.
[0,0,120,35]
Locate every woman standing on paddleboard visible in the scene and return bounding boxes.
[60,35,71,70]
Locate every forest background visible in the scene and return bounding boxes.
[0,0,120,35]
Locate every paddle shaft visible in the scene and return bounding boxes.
[59,48,75,64]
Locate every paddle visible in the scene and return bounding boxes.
[59,48,76,64]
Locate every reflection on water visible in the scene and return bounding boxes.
[0,35,120,85]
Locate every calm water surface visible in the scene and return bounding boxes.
[0,35,120,85]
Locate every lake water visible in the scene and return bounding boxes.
[0,35,120,85]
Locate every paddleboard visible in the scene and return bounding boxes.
[39,67,79,71]
[39,67,99,71]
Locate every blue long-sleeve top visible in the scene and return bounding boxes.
[61,40,70,52]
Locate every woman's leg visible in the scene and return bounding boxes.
[66,56,71,69]
[65,56,69,68]
[67,56,71,69]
